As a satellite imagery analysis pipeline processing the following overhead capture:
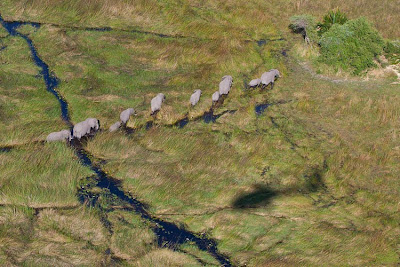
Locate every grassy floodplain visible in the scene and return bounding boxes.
[0,0,400,266]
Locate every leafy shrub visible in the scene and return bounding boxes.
[289,15,317,43]
[317,10,348,35]
[319,17,384,75]
[384,40,400,64]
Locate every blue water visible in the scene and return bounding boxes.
[75,145,231,266]
[0,14,231,266]
[255,103,271,116]
[257,39,266,46]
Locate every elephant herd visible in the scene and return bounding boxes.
[46,70,279,142]
[249,69,280,89]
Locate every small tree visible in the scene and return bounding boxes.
[384,40,400,64]
[319,17,384,75]
[317,9,348,35]
[289,15,317,45]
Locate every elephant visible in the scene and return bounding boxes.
[109,121,122,132]
[73,120,90,139]
[212,91,220,103]
[120,108,135,124]
[46,129,71,142]
[190,90,202,106]
[73,118,99,139]
[269,69,281,78]
[248,78,261,88]
[151,93,166,114]
[261,69,280,89]
[219,75,232,95]
[221,75,233,83]
[157,93,166,101]
[85,118,100,132]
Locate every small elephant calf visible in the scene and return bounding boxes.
[46,129,71,142]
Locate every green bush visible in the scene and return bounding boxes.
[319,17,384,75]
[317,10,348,35]
[289,15,318,43]
[384,40,400,64]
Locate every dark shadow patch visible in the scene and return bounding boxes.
[257,39,267,46]
[0,146,13,152]
[232,184,277,208]
[203,110,217,124]
[173,117,189,128]
[82,27,112,32]
[203,109,236,124]
[255,100,293,116]
[303,162,328,193]
[123,125,135,135]
[145,121,154,130]
[261,166,271,177]
[304,169,325,192]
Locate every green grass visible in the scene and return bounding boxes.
[0,142,92,207]
[0,1,400,266]
[0,25,65,145]
[0,0,399,39]
[0,206,111,265]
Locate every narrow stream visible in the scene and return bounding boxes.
[0,16,70,124]
[0,15,231,266]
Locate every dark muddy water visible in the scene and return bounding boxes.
[0,15,231,266]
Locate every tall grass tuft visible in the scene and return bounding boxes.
[317,9,348,35]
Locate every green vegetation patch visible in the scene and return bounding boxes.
[0,26,65,145]
[319,17,384,75]
[317,9,348,35]
[0,142,92,207]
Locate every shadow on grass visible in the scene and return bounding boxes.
[233,167,327,208]
[304,167,326,192]
[232,184,277,208]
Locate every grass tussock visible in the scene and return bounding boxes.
[0,206,110,265]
